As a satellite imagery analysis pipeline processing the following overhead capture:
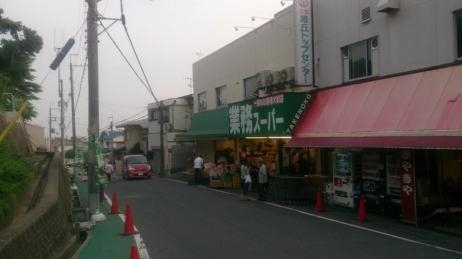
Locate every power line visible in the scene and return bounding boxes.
[75,55,88,110]
[114,109,147,125]
[97,18,153,98]
[120,0,158,105]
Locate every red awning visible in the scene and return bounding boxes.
[287,65,462,149]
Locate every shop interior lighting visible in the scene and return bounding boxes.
[245,136,292,139]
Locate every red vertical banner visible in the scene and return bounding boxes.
[400,150,416,223]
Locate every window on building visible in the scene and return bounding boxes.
[216,85,226,107]
[455,10,462,58]
[162,107,170,123]
[149,109,159,121]
[149,109,157,121]
[198,92,207,111]
[148,107,169,122]
[342,37,378,81]
[244,76,257,100]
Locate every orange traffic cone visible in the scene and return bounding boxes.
[314,187,325,212]
[357,194,367,221]
[110,192,119,214]
[122,204,139,235]
[129,244,140,259]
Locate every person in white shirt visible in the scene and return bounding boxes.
[258,159,268,201]
[240,161,249,192]
[193,155,204,185]
[104,162,114,182]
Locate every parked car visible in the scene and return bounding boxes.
[122,154,152,180]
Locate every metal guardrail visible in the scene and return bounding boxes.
[267,176,328,206]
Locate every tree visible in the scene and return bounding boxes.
[0,13,43,120]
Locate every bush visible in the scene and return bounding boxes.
[0,141,33,221]
[65,148,75,159]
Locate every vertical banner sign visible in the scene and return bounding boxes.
[294,0,313,86]
[400,150,416,223]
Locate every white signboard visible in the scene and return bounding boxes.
[294,0,313,86]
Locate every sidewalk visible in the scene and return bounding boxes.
[72,179,139,259]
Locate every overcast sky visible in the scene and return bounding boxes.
[0,0,287,138]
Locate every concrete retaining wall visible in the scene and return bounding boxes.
[0,156,75,259]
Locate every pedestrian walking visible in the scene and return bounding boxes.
[258,159,268,201]
[98,168,109,202]
[240,161,249,190]
[193,155,204,185]
[240,170,252,201]
[104,161,114,182]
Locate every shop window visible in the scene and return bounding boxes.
[198,91,207,111]
[455,9,462,58]
[342,37,379,81]
[216,85,227,107]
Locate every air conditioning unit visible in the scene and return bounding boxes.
[377,0,400,13]
[256,70,272,88]
[266,71,282,86]
[280,66,295,83]
[371,38,379,50]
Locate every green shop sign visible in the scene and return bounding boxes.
[228,92,312,137]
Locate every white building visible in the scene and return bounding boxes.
[147,95,193,173]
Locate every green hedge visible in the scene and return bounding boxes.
[0,141,33,221]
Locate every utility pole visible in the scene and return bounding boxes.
[159,101,164,177]
[58,68,65,166]
[48,107,56,151]
[87,0,105,221]
[110,115,114,163]
[70,56,77,161]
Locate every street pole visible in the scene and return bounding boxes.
[70,58,77,160]
[159,101,164,177]
[87,0,104,221]
[58,68,65,167]
[49,106,52,151]
[110,117,114,163]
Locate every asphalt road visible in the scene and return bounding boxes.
[106,176,462,259]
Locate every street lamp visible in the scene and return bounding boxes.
[251,16,271,22]
[234,26,255,31]
[281,0,293,6]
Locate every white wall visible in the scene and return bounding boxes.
[314,0,462,87]
[193,0,462,95]
[147,97,192,149]
[193,7,296,112]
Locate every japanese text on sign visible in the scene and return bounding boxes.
[229,104,284,135]
[295,0,313,85]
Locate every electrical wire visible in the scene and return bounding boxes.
[114,109,147,125]
[97,18,154,99]
[119,0,159,105]
[75,55,88,110]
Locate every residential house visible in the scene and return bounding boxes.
[147,95,194,173]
